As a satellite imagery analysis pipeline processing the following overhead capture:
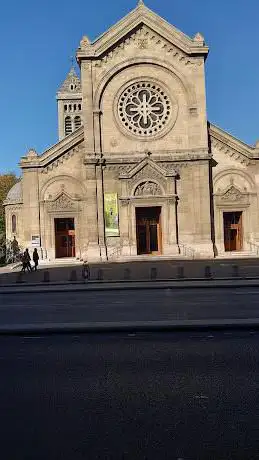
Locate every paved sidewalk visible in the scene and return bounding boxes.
[2,258,259,286]
[1,277,259,294]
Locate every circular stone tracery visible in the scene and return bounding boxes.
[118,82,171,137]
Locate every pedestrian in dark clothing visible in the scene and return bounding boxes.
[24,249,32,272]
[33,248,39,271]
[21,253,27,272]
[82,260,90,280]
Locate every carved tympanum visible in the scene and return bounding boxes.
[134,181,162,196]
[47,194,76,210]
[221,186,245,202]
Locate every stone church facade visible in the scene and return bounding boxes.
[4,1,259,261]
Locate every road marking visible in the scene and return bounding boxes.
[232,291,259,296]
[0,304,71,309]
[22,336,45,340]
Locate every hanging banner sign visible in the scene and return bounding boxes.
[104,193,119,236]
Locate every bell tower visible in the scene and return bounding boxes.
[56,64,82,140]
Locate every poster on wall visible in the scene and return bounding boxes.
[31,235,41,247]
[104,193,119,236]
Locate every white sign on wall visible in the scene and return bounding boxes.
[31,235,41,247]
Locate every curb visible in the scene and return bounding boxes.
[1,319,259,335]
[1,278,259,294]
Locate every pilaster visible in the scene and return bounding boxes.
[81,61,95,153]
[96,159,107,261]
[84,160,101,261]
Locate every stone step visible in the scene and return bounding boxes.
[217,251,258,259]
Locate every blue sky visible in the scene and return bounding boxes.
[0,0,258,174]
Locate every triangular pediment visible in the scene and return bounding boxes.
[77,3,208,61]
[119,156,177,179]
[20,127,84,171]
[46,191,80,211]
[209,123,258,166]
[215,184,249,204]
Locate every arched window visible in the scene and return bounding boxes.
[11,214,17,233]
[74,116,81,130]
[78,104,81,111]
[65,116,72,136]
[74,104,77,111]
[64,104,67,112]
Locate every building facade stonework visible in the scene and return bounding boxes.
[4,2,259,261]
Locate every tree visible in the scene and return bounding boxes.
[0,173,19,238]
[0,174,20,265]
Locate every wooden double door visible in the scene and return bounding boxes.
[224,212,243,252]
[55,218,75,258]
[136,207,162,255]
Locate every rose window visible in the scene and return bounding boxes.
[118,82,171,137]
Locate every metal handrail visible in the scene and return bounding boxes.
[178,243,196,259]
[107,246,122,260]
[246,240,259,256]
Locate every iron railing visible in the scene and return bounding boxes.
[107,246,122,261]
[246,240,259,256]
[178,243,196,259]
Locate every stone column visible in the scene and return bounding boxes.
[96,159,107,261]
[85,160,100,261]
[93,110,102,153]
[81,61,94,153]
[163,197,179,255]
[119,199,131,256]
[22,169,40,249]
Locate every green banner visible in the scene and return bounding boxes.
[104,193,119,236]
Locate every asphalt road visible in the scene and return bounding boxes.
[0,330,259,459]
[1,286,259,327]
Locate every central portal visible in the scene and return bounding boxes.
[136,207,162,255]
[55,218,75,258]
[223,212,243,252]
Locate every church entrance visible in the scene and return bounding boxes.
[55,218,75,258]
[223,212,243,252]
[136,207,162,255]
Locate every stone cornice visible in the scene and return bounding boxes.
[209,123,259,166]
[95,148,210,163]
[20,127,84,169]
[77,4,208,63]
[56,92,82,101]
[3,200,23,207]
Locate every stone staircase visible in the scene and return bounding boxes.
[217,250,258,259]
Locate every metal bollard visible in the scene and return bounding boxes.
[177,266,185,279]
[43,270,50,283]
[69,270,77,282]
[97,269,104,281]
[205,266,213,279]
[232,265,239,278]
[124,268,131,280]
[151,267,157,280]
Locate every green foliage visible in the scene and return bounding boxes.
[0,173,19,237]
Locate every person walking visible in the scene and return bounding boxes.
[24,249,32,272]
[21,252,27,272]
[82,259,90,280]
[33,248,39,271]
